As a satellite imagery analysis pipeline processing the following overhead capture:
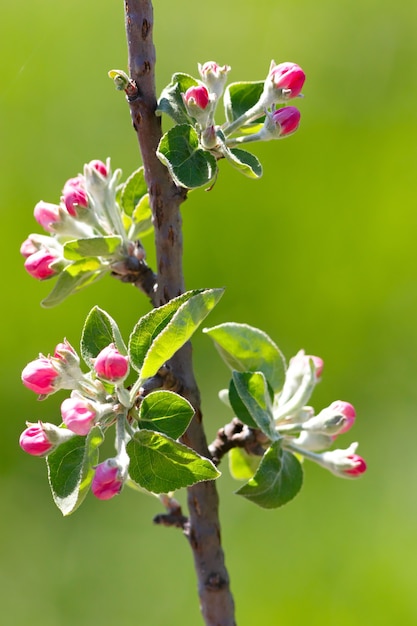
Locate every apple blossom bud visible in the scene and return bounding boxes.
[21,357,61,395]
[62,176,88,216]
[24,249,59,280]
[184,85,210,110]
[54,339,80,369]
[33,201,61,232]
[61,395,97,435]
[198,61,231,99]
[271,106,301,137]
[88,159,108,177]
[91,459,124,500]
[20,237,39,259]
[268,62,305,99]
[94,344,129,382]
[319,443,367,478]
[19,423,54,456]
[327,401,356,434]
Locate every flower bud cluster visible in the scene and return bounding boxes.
[19,340,131,499]
[273,351,366,479]
[20,159,137,284]
[180,60,305,156]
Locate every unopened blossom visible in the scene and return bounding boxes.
[19,423,54,456]
[198,61,231,99]
[303,400,356,436]
[20,237,39,259]
[88,159,108,177]
[94,344,129,382]
[268,62,305,99]
[319,443,367,478]
[62,176,88,216]
[24,249,59,280]
[33,201,62,232]
[270,107,301,137]
[184,85,210,110]
[61,394,97,435]
[91,460,124,500]
[21,357,61,395]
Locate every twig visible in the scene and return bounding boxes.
[209,418,267,466]
[124,2,236,624]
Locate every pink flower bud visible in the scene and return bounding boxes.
[91,460,123,500]
[94,344,129,382]
[33,201,61,232]
[24,249,59,280]
[198,62,231,99]
[19,423,54,456]
[54,339,78,362]
[88,159,108,177]
[61,395,97,435]
[327,400,356,434]
[307,355,324,379]
[271,106,301,137]
[62,176,88,216]
[269,62,306,99]
[21,357,61,395]
[20,237,39,259]
[344,454,367,477]
[184,85,210,110]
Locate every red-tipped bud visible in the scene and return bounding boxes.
[21,357,61,395]
[20,237,39,259]
[271,106,301,137]
[19,423,54,456]
[269,62,306,99]
[320,443,367,478]
[91,460,124,500]
[88,159,108,177]
[62,176,88,216]
[54,339,78,361]
[327,401,356,434]
[94,344,129,382]
[24,249,59,280]
[184,85,210,110]
[343,454,367,477]
[61,395,97,435]
[33,201,61,232]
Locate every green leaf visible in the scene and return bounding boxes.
[228,378,257,429]
[46,426,104,516]
[129,288,224,378]
[157,72,199,124]
[81,306,127,366]
[223,147,263,179]
[41,259,105,308]
[129,194,153,239]
[204,322,286,393]
[127,430,220,493]
[120,167,148,217]
[63,236,123,260]
[137,390,194,439]
[157,124,217,189]
[232,371,276,440]
[224,80,265,126]
[229,447,261,481]
[236,441,303,509]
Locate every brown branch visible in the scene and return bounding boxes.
[209,418,268,466]
[124,2,236,624]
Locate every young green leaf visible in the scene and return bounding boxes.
[127,430,220,493]
[157,124,217,189]
[204,323,286,393]
[46,426,104,516]
[41,260,105,308]
[81,306,127,366]
[224,80,265,126]
[235,440,303,508]
[129,194,153,239]
[222,147,263,179]
[157,72,199,124]
[229,447,261,481]
[232,371,276,440]
[228,378,257,429]
[137,390,194,439]
[120,167,148,217]
[63,236,123,260]
[129,288,224,378]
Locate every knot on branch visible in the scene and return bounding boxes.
[209,418,268,466]
[110,240,157,297]
[153,495,189,531]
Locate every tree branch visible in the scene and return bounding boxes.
[124,2,236,624]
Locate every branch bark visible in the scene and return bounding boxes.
[124,2,236,624]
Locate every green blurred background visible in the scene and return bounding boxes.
[1,0,417,624]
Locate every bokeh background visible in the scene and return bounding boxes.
[1,1,417,624]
